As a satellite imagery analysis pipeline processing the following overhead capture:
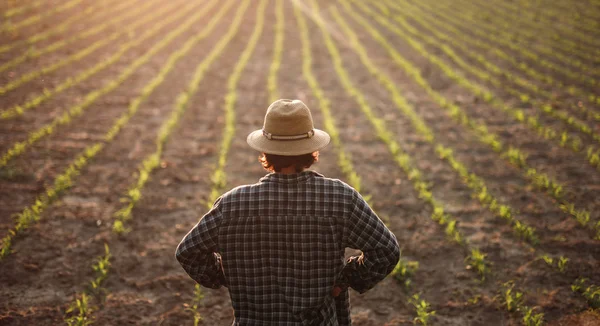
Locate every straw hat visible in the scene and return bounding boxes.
[247,99,330,156]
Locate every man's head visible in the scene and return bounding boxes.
[247,100,330,168]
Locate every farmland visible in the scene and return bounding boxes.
[0,0,599,324]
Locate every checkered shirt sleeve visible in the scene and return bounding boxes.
[175,197,227,289]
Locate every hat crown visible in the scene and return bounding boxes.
[263,99,314,136]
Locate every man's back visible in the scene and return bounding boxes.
[176,171,399,325]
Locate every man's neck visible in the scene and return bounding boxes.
[279,166,304,174]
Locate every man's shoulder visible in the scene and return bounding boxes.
[311,175,356,191]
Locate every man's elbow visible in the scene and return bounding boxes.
[387,239,401,271]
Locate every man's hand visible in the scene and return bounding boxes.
[332,286,343,297]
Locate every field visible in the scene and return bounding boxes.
[1,0,600,325]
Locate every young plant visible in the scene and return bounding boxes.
[90,244,111,298]
[522,306,544,326]
[185,284,205,326]
[409,294,436,325]
[501,282,523,312]
[557,257,569,273]
[466,249,489,280]
[572,278,600,309]
[64,293,93,326]
[392,258,419,288]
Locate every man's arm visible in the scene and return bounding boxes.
[337,190,400,293]
[175,197,226,289]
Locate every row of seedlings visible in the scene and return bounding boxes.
[0,0,84,34]
[389,0,600,124]
[0,0,128,54]
[351,0,600,239]
[375,1,600,162]
[293,2,432,323]
[0,0,166,92]
[413,0,600,109]
[333,1,537,247]
[0,0,217,168]
[484,0,600,61]
[0,0,190,119]
[328,4,546,324]
[184,1,261,323]
[267,0,284,104]
[337,2,574,324]
[112,0,247,232]
[340,0,600,316]
[422,0,599,90]
[0,0,225,259]
[0,0,148,74]
[1,0,44,19]
[466,0,600,77]
[62,0,238,323]
[355,0,600,177]
[531,0,600,31]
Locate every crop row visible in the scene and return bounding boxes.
[0,0,211,168]
[267,0,284,104]
[426,0,599,90]
[0,0,186,120]
[295,2,437,322]
[419,0,600,108]
[2,0,43,19]
[0,0,83,34]
[204,0,266,211]
[342,0,600,314]
[489,0,600,56]
[355,0,599,239]
[392,0,599,123]
[0,0,133,55]
[339,1,590,322]
[116,0,250,322]
[466,0,600,75]
[0,0,224,258]
[64,245,111,325]
[0,0,150,75]
[113,0,238,232]
[331,3,537,246]
[370,7,600,175]
[380,3,600,159]
[378,0,600,176]
[0,0,164,93]
[67,1,243,323]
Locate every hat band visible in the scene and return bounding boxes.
[262,129,315,141]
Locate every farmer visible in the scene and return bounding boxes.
[176,99,400,325]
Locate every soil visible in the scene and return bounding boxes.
[0,0,599,325]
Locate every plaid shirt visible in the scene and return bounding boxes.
[176,171,399,325]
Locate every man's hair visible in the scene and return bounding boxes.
[259,152,319,172]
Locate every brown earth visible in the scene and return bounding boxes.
[0,0,599,325]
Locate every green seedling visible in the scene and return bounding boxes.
[409,294,436,325]
[64,293,93,326]
[501,282,523,312]
[466,249,488,280]
[185,284,205,326]
[572,278,600,308]
[392,259,419,288]
[522,306,544,326]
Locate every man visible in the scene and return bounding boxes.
[176,99,400,325]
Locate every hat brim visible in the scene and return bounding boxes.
[246,129,330,156]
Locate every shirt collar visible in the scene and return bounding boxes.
[259,170,323,184]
